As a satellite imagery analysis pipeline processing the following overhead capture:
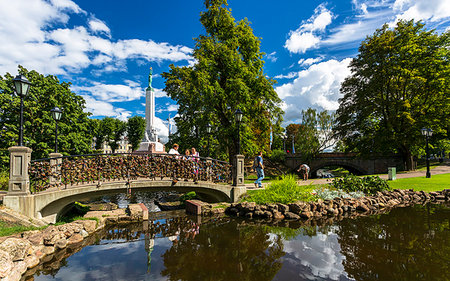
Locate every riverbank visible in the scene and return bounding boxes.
[224,189,450,221]
[0,203,149,281]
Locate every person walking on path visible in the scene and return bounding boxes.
[297,164,310,181]
[253,151,264,188]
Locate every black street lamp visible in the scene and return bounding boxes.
[421,128,433,178]
[234,109,243,155]
[206,123,212,157]
[13,75,32,146]
[51,107,63,153]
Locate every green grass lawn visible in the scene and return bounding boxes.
[388,173,450,192]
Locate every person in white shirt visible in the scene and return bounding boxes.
[168,143,180,155]
[168,144,180,183]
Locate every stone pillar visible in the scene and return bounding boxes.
[206,157,212,182]
[232,154,244,187]
[8,146,32,195]
[49,152,62,186]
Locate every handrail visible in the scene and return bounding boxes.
[28,152,232,193]
[31,152,229,165]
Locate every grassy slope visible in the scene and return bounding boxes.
[388,173,450,192]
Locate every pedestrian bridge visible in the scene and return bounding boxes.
[4,150,246,224]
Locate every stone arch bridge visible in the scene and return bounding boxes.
[4,148,246,224]
[285,153,404,177]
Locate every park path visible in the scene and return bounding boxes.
[246,161,450,189]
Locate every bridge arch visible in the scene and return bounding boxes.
[30,180,237,223]
[300,161,368,178]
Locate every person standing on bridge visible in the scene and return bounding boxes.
[252,151,264,188]
[297,164,310,181]
[191,147,200,183]
[168,144,180,183]
[168,143,180,155]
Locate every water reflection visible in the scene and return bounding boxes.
[30,204,449,281]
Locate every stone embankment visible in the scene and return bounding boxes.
[0,203,148,281]
[225,189,450,220]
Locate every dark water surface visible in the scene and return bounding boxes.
[30,203,450,281]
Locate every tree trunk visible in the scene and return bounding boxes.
[400,145,415,171]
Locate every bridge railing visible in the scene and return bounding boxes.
[29,153,232,193]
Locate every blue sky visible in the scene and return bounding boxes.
[0,0,449,142]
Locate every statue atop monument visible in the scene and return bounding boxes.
[147,67,153,91]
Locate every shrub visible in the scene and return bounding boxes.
[269,149,286,164]
[0,170,9,191]
[329,175,390,195]
[179,191,197,202]
[243,174,316,204]
[314,186,365,200]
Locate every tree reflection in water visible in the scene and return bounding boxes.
[160,218,285,281]
[337,204,450,281]
[28,203,450,281]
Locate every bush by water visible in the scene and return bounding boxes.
[330,175,390,195]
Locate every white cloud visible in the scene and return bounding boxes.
[0,0,193,76]
[82,95,131,120]
[154,88,168,98]
[275,58,352,124]
[393,0,450,22]
[156,104,179,113]
[274,72,298,79]
[299,57,324,66]
[88,18,111,37]
[285,4,334,53]
[266,51,278,62]
[73,81,144,103]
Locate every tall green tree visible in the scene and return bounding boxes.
[286,109,336,159]
[127,116,146,151]
[335,20,450,170]
[162,0,283,161]
[0,66,94,165]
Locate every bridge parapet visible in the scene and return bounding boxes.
[28,153,232,193]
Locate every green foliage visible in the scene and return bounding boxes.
[243,174,317,204]
[0,169,8,191]
[179,191,197,202]
[127,116,146,151]
[94,117,127,153]
[286,108,335,158]
[162,0,283,161]
[330,175,391,195]
[269,149,286,164]
[335,20,450,170]
[0,66,95,163]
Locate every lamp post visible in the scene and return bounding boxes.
[421,128,433,178]
[234,109,243,155]
[51,107,63,153]
[281,132,286,152]
[13,75,32,146]
[206,123,212,157]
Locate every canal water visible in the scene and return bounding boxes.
[29,198,449,281]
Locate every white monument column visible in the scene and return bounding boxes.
[144,67,157,142]
[138,67,164,152]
